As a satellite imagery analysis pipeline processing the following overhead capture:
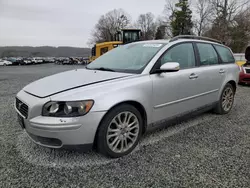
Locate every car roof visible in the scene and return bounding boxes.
[135,38,223,46]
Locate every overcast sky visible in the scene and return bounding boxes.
[0,0,166,47]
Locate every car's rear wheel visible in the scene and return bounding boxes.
[96,104,142,158]
[214,83,235,114]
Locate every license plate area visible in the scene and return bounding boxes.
[17,114,25,129]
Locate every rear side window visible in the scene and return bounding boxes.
[197,43,219,66]
[214,45,235,63]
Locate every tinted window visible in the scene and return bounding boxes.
[197,43,219,66]
[159,43,195,69]
[215,45,235,63]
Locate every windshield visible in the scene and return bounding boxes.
[87,42,166,74]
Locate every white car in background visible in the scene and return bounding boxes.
[0,59,12,66]
[31,58,43,64]
[23,58,32,65]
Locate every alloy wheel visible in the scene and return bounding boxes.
[106,111,140,153]
[222,87,234,112]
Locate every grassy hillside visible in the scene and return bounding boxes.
[0,46,91,57]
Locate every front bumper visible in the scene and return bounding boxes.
[22,112,106,149]
[15,90,106,149]
[239,72,250,84]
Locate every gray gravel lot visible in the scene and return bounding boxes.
[0,64,250,188]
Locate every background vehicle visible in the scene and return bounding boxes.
[0,59,12,66]
[15,36,238,158]
[43,57,55,63]
[31,58,43,64]
[239,46,250,84]
[7,57,20,65]
[23,58,32,65]
[89,29,141,62]
[238,65,250,84]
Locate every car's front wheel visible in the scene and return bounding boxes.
[96,104,142,158]
[214,83,235,114]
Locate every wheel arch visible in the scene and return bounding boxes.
[93,100,148,148]
[219,79,237,100]
[228,80,237,93]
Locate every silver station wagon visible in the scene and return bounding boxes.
[15,36,239,158]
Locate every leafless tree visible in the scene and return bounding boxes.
[162,0,178,37]
[136,12,157,40]
[89,9,131,45]
[229,9,250,52]
[205,0,250,45]
[210,0,249,21]
[193,0,213,36]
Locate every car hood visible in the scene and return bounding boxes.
[23,69,132,98]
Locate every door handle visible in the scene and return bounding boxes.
[219,69,225,74]
[189,73,198,79]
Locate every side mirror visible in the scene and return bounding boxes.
[158,62,180,73]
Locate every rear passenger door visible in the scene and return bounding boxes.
[194,42,226,104]
[213,44,238,88]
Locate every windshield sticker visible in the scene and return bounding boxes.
[143,44,163,48]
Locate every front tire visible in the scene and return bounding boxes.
[96,104,143,158]
[214,83,235,114]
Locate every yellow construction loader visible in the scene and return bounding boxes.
[89,29,141,62]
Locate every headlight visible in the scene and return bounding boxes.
[42,100,94,117]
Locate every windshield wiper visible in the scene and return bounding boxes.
[91,67,116,72]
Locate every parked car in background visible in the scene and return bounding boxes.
[0,59,12,66]
[23,58,32,65]
[31,58,43,64]
[16,57,25,65]
[234,53,246,66]
[7,57,19,65]
[54,57,64,64]
[238,64,250,84]
[43,57,55,63]
[15,36,239,158]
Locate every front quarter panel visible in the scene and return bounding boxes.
[50,75,154,124]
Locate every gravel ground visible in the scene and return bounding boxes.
[0,64,250,188]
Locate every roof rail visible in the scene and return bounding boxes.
[170,35,222,44]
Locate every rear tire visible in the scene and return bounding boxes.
[96,104,143,158]
[214,83,235,114]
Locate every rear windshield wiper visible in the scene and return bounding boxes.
[91,67,116,72]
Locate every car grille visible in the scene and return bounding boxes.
[245,69,250,74]
[16,98,28,119]
[243,78,250,81]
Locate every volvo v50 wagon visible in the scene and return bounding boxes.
[15,36,239,158]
